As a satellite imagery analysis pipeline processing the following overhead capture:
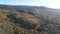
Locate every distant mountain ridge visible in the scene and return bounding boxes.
[0,4,60,12]
[0,5,55,10]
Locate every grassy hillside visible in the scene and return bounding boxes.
[0,5,60,34]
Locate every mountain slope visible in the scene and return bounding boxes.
[0,5,60,34]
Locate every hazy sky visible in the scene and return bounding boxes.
[0,0,60,8]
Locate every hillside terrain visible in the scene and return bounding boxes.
[0,5,60,34]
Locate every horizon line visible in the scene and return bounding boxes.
[0,4,60,9]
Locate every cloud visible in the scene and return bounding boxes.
[39,0,60,8]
